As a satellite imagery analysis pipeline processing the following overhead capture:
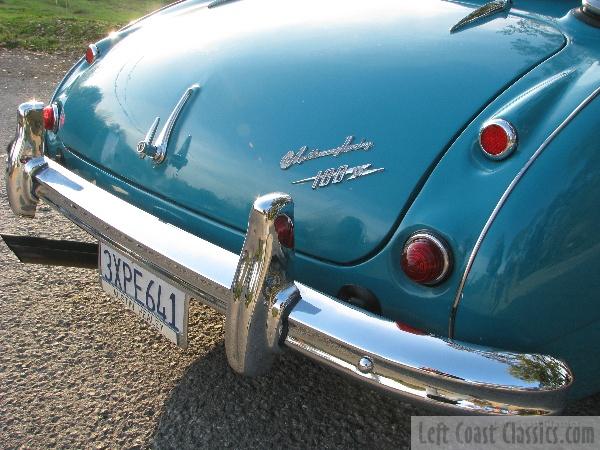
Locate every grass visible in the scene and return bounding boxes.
[0,0,173,52]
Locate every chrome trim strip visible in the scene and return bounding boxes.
[119,0,188,33]
[208,0,241,9]
[450,86,600,337]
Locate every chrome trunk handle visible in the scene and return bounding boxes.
[137,84,199,165]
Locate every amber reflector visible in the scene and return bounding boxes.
[274,214,294,249]
[401,234,450,285]
[42,105,56,131]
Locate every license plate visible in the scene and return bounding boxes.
[99,242,189,348]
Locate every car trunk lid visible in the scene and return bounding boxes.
[56,0,565,264]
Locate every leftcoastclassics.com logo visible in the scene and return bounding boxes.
[411,417,597,449]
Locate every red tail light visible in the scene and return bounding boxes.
[274,214,294,249]
[42,104,58,132]
[85,44,98,64]
[479,118,517,160]
[401,232,451,285]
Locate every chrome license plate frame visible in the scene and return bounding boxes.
[98,242,189,348]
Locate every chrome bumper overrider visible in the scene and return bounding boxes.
[6,102,573,415]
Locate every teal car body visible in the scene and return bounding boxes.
[8,0,600,411]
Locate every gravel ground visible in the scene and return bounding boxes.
[1,48,599,450]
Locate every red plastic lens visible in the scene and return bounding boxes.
[42,105,56,131]
[85,45,97,64]
[274,214,294,249]
[401,235,449,285]
[480,124,509,156]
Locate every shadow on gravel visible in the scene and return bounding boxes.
[151,342,424,449]
[564,392,600,416]
[152,342,600,448]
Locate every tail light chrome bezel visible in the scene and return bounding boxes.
[479,118,518,160]
[401,231,452,286]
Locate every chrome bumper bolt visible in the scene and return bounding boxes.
[357,356,374,374]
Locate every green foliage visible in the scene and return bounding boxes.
[0,0,173,52]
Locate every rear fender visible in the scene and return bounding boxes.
[454,90,600,399]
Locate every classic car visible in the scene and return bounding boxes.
[4,0,600,415]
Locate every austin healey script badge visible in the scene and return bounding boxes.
[280,136,384,190]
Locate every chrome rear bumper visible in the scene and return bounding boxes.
[5,102,573,415]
